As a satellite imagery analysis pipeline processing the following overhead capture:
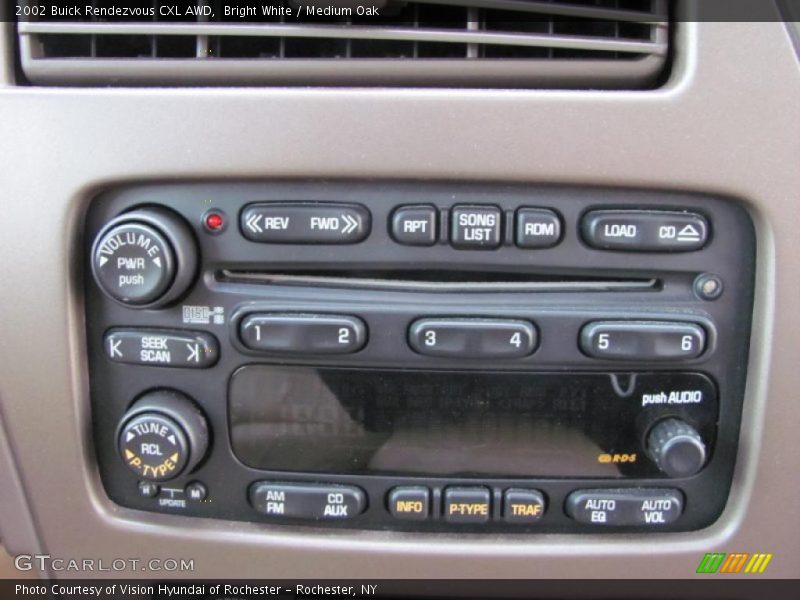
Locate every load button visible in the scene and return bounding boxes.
[241,202,370,244]
[581,210,709,252]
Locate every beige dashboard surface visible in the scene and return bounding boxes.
[0,19,799,579]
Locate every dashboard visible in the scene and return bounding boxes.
[0,0,799,592]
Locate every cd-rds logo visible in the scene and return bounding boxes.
[696,553,773,574]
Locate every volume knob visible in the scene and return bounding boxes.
[647,418,707,478]
[117,390,209,482]
[91,207,197,308]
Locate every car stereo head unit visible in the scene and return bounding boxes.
[85,182,755,533]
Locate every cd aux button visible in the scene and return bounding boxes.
[580,321,706,361]
[408,318,537,359]
[444,487,491,524]
[387,486,430,521]
[565,488,683,526]
[239,313,367,354]
[250,482,366,521]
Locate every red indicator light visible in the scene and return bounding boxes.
[204,212,224,232]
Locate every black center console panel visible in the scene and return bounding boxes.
[85,182,755,533]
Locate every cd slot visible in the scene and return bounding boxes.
[218,270,660,294]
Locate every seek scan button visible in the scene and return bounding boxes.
[503,488,546,524]
[388,486,430,521]
[444,486,491,523]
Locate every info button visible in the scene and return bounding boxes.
[241,202,370,244]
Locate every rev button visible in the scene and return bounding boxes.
[104,328,219,368]
[241,202,370,244]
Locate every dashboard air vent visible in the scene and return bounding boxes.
[17,1,670,88]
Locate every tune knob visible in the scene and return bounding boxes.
[117,390,209,482]
[646,418,707,478]
[91,207,197,308]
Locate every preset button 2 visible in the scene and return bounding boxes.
[241,202,370,244]
[409,318,537,359]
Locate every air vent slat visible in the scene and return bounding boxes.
[17,0,671,89]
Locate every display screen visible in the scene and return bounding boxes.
[229,366,716,478]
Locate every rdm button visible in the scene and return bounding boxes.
[250,482,366,520]
[241,203,370,244]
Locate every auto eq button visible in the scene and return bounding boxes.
[241,202,370,244]
[239,313,367,354]
[580,321,706,361]
[104,328,219,368]
[250,482,366,521]
[409,318,537,359]
[582,210,709,252]
[565,488,683,526]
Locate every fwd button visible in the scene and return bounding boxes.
[241,202,370,244]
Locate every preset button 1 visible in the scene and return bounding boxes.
[408,318,537,359]
[241,202,370,244]
[250,482,366,521]
[239,313,367,354]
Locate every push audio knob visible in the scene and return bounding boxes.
[647,418,707,478]
[91,207,197,308]
[117,390,209,482]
